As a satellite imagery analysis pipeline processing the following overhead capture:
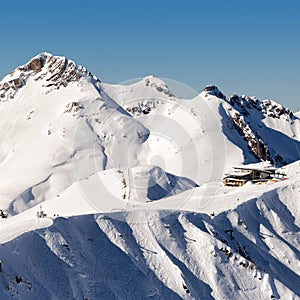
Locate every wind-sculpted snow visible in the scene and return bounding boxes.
[0,53,299,299]
[0,174,299,299]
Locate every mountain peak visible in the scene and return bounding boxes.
[142,75,174,96]
[228,93,293,120]
[0,52,99,101]
[202,85,227,100]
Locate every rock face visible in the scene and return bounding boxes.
[0,52,100,101]
[29,57,43,71]
[231,111,271,162]
[203,85,227,100]
[144,75,174,97]
[228,94,293,120]
[203,85,297,166]
[227,94,295,165]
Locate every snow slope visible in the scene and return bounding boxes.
[0,53,150,214]
[0,169,299,299]
[1,53,299,214]
[0,53,299,299]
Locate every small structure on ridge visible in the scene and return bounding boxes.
[223,163,280,187]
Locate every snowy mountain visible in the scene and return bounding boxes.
[0,53,299,299]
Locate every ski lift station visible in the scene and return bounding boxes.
[223,163,283,187]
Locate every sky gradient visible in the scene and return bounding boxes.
[1,0,299,111]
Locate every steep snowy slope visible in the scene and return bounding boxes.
[226,92,299,165]
[0,53,150,214]
[0,53,299,300]
[1,53,299,215]
[102,81,300,180]
[0,167,299,299]
[102,80,243,183]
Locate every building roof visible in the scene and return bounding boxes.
[225,170,252,178]
[223,177,247,182]
[233,166,275,174]
[232,161,277,174]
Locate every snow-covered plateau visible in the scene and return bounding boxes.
[0,53,299,299]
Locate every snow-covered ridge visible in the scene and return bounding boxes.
[0,172,299,299]
[228,94,294,121]
[200,85,300,165]
[202,85,227,100]
[202,85,294,121]
[0,52,99,101]
[143,75,174,97]
[0,53,299,299]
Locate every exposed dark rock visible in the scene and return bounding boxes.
[144,77,174,97]
[229,94,293,121]
[0,53,100,102]
[13,78,23,89]
[203,85,227,100]
[29,57,43,71]
[231,112,271,161]
[2,82,9,91]
[227,93,293,165]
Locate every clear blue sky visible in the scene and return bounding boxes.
[1,0,299,111]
